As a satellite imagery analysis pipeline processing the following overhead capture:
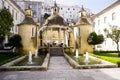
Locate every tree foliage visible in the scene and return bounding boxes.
[0,36,5,44]
[8,34,23,48]
[87,32,104,52]
[44,13,50,19]
[0,7,13,35]
[87,32,104,45]
[104,25,120,57]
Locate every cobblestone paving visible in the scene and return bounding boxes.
[0,56,120,80]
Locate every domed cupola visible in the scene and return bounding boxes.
[44,0,67,26]
[18,5,36,26]
[51,0,60,15]
[76,6,92,25]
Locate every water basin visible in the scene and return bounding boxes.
[14,55,45,66]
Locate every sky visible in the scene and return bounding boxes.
[31,0,117,14]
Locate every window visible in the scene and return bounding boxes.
[48,8,50,11]
[112,12,116,20]
[16,12,17,20]
[104,17,107,23]
[98,20,100,25]
[45,8,47,10]
[15,26,18,33]
[78,28,80,37]
[12,9,14,18]
[32,27,35,37]
[98,30,100,34]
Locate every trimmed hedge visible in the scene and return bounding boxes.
[95,51,118,53]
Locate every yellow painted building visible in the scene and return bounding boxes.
[74,7,93,54]
[40,2,74,47]
[18,6,40,54]
[17,1,93,55]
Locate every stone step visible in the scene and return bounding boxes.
[50,47,64,56]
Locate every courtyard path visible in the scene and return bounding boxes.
[0,68,120,80]
[49,56,72,70]
[0,56,120,80]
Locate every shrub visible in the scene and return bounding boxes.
[0,36,5,44]
[38,48,48,55]
[8,34,23,48]
[117,62,120,67]
[8,34,23,53]
[64,48,74,55]
[94,51,118,54]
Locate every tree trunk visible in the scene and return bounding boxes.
[116,42,120,57]
[93,45,95,53]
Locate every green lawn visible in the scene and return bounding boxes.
[0,53,23,66]
[90,53,120,64]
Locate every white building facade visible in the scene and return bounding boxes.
[59,5,80,23]
[93,0,120,51]
[15,0,82,24]
[0,0,25,35]
[0,0,25,44]
[27,1,42,22]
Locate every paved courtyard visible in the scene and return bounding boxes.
[0,57,120,80]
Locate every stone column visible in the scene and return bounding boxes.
[66,31,68,47]
[50,28,53,44]
[64,30,66,46]
[58,28,61,44]
[45,30,47,45]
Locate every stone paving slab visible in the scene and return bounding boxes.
[0,56,120,80]
[49,56,72,70]
[0,68,120,80]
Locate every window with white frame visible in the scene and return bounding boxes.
[112,12,116,20]
[98,20,100,25]
[16,12,17,20]
[32,27,35,37]
[104,17,107,23]
[12,9,14,18]
[78,28,80,37]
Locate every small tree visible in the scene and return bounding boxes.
[0,7,13,35]
[104,25,120,57]
[8,35,23,53]
[44,13,50,19]
[87,32,104,53]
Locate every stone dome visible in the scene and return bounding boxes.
[76,6,92,25]
[44,14,67,26]
[18,16,36,26]
[76,18,91,25]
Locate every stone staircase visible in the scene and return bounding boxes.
[50,47,64,56]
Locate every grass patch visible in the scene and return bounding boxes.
[0,53,24,66]
[90,53,120,64]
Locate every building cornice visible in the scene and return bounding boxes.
[92,0,120,19]
[6,0,25,14]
